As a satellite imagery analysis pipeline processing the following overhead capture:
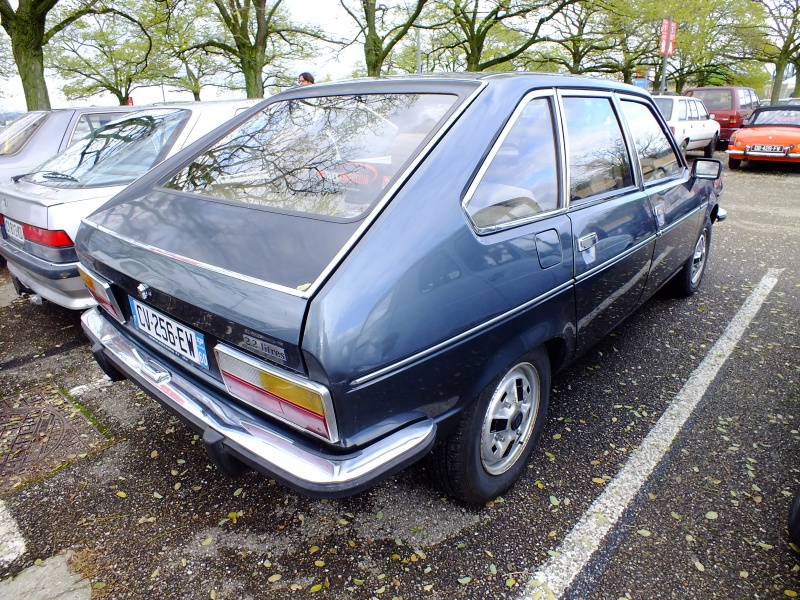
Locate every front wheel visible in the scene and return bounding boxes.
[429,347,550,504]
[670,220,711,297]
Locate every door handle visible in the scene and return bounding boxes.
[578,232,598,252]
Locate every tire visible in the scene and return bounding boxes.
[789,484,800,547]
[429,347,550,504]
[670,220,711,297]
[703,134,718,158]
[728,156,741,169]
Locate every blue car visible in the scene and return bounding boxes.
[74,74,725,503]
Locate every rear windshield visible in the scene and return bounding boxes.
[688,89,732,111]
[163,93,458,219]
[749,108,800,127]
[0,112,48,157]
[22,109,189,188]
[653,98,673,120]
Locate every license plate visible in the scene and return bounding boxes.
[129,297,209,369]
[752,144,783,153]
[4,218,24,245]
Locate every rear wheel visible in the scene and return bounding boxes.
[670,220,711,297]
[429,347,550,504]
[704,133,718,158]
[728,156,742,169]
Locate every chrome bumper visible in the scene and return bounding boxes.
[81,308,437,498]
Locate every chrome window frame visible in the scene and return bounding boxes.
[461,89,566,235]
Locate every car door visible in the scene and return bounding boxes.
[693,100,714,144]
[617,97,705,298]
[558,92,658,355]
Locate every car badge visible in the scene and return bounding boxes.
[137,283,152,300]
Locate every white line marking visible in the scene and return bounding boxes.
[522,268,783,599]
[68,376,113,398]
[0,500,26,566]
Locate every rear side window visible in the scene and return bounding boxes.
[619,100,681,184]
[696,101,709,119]
[654,98,673,120]
[688,101,699,120]
[0,112,47,156]
[677,100,688,120]
[562,96,633,201]
[164,93,457,220]
[464,97,559,231]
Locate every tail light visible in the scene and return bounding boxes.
[214,344,338,442]
[23,224,73,247]
[729,112,742,126]
[78,264,126,323]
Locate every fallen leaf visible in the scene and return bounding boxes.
[201,537,213,547]
[268,574,281,583]
[637,529,651,537]
[549,495,560,506]
[315,560,325,567]
[234,488,243,497]
[116,491,127,498]
[310,583,322,592]
[93,582,106,590]
[457,576,472,585]
[705,511,718,520]
[506,577,516,587]
[694,560,705,572]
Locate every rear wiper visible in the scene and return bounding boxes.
[41,171,78,181]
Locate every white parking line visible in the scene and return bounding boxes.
[522,268,783,599]
[0,500,26,566]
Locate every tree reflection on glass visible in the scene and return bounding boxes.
[164,94,456,219]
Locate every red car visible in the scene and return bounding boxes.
[726,105,800,169]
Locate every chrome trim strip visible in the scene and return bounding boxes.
[82,308,436,489]
[80,219,310,298]
[727,150,800,158]
[574,234,657,283]
[351,278,574,386]
[80,82,489,300]
[214,343,340,443]
[656,204,705,237]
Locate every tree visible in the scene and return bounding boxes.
[750,0,800,102]
[47,1,171,105]
[0,0,115,110]
[340,0,428,76]
[201,0,323,98]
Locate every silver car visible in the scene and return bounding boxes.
[0,106,139,183]
[0,99,258,309]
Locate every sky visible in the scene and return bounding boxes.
[0,0,364,112]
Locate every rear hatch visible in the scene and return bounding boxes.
[77,88,464,381]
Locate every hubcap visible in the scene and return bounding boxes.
[480,363,540,475]
[690,230,707,285]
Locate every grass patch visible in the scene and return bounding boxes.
[58,385,113,440]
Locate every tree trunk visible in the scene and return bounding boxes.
[793,62,800,99]
[363,0,382,76]
[7,15,51,110]
[241,54,265,98]
[771,60,786,105]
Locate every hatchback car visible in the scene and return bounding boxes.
[683,86,760,143]
[0,106,138,182]
[653,95,720,156]
[76,74,725,503]
[0,99,257,309]
[726,105,800,169]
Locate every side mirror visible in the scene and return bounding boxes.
[691,158,722,180]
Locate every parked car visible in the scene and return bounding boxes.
[653,95,720,156]
[0,99,257,308]
[726,105,800,169]
[75,74,725,503]
[683,86,760,144]
[0,106,139,183]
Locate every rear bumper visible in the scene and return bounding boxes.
[726,148,800,161]
[0,239,94,309]
[81,307,437,498]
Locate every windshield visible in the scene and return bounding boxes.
[0,112,48,157]
[688,89,732,111]
[163,93,457,219]
[749,108,800,127]
[22,109,189,188]
[653,98,674,120]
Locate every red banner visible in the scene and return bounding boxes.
[660,19,677,56]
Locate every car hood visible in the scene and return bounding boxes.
[0,180,124,230]
[76,188,361,361]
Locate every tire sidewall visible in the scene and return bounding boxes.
[459,347,550,503]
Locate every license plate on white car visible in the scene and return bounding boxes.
[4,218,24,246]
[129,297,209,369]
[752,144,784,153]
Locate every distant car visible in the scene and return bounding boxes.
[653,95,720,157]
[726,105,800,169]
[0,106,139,183]
[75,74,725,503]
[684,86,760,144]
[0,99,257,308]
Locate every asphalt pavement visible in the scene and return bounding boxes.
[0,151,798,599]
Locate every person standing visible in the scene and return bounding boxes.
[298,72,315,85]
